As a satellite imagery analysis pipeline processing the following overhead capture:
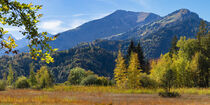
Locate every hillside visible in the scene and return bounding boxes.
[0,46,116,83]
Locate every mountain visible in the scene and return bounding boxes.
[93,9,209,59]
[49,10,161,50]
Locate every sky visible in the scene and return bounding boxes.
[3,0,210,39]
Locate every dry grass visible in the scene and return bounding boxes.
[46,85,210,95]
[0,86,209,105]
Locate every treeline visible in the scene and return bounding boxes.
[0,64,113,90]
[0,64,54,90]
[114,20,209,89]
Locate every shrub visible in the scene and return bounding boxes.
[15,76,30,89]
[68,67,87,85]
[159,92,181,98]
[80,75,99,86]
[0,80,6,91]
[140,73,158,88]
[97,76,111,86]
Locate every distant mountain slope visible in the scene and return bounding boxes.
[102,9,209,59]
[49,10,161,50]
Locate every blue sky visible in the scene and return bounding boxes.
[4,0,210,39]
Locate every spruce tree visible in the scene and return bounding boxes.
[197,20,207,46]
[7,64,14,86]
[114,50,127,88]
[126,40,135,63]
[127,52,142,88]
[136,42,146,72]
[169,35,178,57]
[196,20,209,87]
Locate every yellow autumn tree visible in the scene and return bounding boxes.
[127,52,142,89]
[114,50,127,88]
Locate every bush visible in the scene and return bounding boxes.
[159,92,181,98]
[140,74,158,88]
[80,75,99,86]
[68,67,87,85]
[15,76,30,89]
[0,80,6,91]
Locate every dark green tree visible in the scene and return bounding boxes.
[197,20,208,47]
[196,20,209,87]
[135,42,146,72]
[169,35,178,57]
[161,69,176,92]
[126,40,135,63]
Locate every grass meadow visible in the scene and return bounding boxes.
[0,86,209,105]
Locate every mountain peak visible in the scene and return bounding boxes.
[176,8,191,14]
[168,8,198,17]
[162,8,200,23]
[111,10,138,15]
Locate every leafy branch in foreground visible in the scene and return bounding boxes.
[0,0,57,63]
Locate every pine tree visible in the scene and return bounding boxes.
[169,35,178,57]
[136,42,146,72]
[7,64,14,86]
[197,20,207,46]
[127,52,142,88]
[126,40,135,64]
[196,20,209,87]
[28,63,37,87]
[114,50,127,88]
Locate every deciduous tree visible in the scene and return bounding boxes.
[114,50,127,88]
[127,52,141,88]
[0,0,57,63]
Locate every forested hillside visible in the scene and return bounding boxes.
[0,46,116,83]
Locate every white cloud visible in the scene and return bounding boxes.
[39,20,69,34]
[40,20,63,30]
[39,19,89,34]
